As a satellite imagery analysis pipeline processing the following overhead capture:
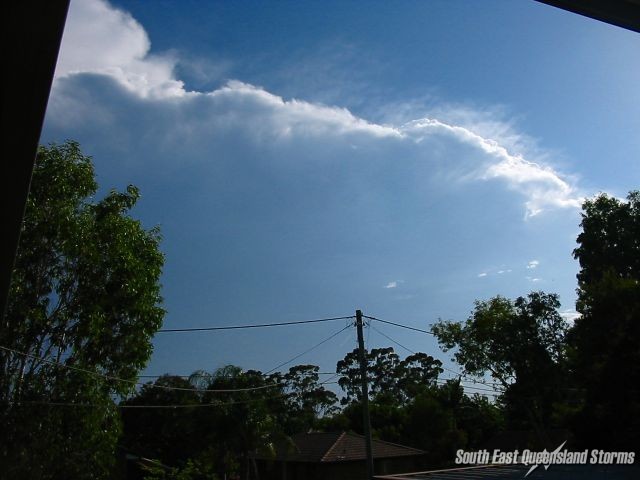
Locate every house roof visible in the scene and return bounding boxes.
[480,429,573,452]
[269,431,425,463]
[374,463,640,479]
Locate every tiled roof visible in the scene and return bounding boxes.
[270,432,425,463]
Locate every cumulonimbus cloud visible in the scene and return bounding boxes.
[206,81,403,140]
[402,119,582,217]
[56,0,186,98]
[53,0,585,218]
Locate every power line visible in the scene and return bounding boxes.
[0,345,279,394]
[438,367,508,390]
[369,326,502,395]
[366,325,503,391]
[3,310,507,408]
[461,377,507,389]
[365,318,371,346]
[370,324,416,354]
[264,324,352,374]
[157,315,354,333]
[435,378,503,395]
[364,314,508,392]
[1,317,353,394]
[8,376,505,407]
[137,371,338,379]
[366,316,467,380]
[363,313,560,395]
[440,365,464,378]
[122,381,342,409]
[436,363,510,390]
[364,315,434,335]
[6,393,286,410]
[1,319,351,400]
[6,376,341,410]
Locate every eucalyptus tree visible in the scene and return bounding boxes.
[337,347,443,405]
[431,292,569,433]
[0,142,165,478]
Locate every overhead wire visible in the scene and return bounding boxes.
[128,376,343,409]
[6,369,342,410]
[4,311,509,407]
[264,324,353,375]
[367,324,504,394]
[157,315,354,333]
[365,314,508,387]
[365,317,371,346]
[364,315,434,335]
[118,381,338,409]
[137,371,338,379]
[366,315,467,378]
[435,378,503,395]
[369,323,415,355]
[0,345,279,394]
[1,317,353,394]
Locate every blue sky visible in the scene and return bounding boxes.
[41,0,640,389]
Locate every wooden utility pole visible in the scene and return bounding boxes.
[356,309,374,479]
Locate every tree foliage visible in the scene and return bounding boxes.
[280,364,339,430]
[0,142,165,478]
[121,365,332,480]
[431,292,569,433]
[336,347,442,405]
[569,191,640,450]
[573,191,640,287]
[122,350,503,475]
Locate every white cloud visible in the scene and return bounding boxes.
[207,81,402,140]
[527,260,540,269]
[526,276,541,282]
[56,0,186,98]
[477,273,488,278]
[52,0,587,218]
[402,119,583,218]
[384,281,398,289]
[561,309,581,324]
[55,0,402,137]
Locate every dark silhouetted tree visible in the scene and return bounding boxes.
[569,191,640,450]
[337,347,442,405]
[431,292,569,435]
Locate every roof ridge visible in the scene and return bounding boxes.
[320,431,347,462]
[371,437,425,454]
[342,431,425,454]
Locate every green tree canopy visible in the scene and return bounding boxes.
[0,141,165,478]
